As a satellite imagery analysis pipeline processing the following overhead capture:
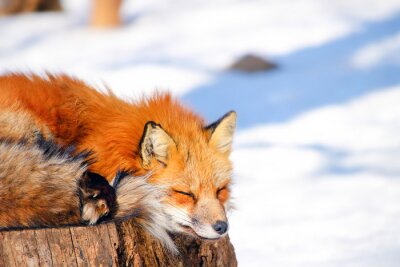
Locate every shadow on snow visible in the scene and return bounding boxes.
[182,15,400,129]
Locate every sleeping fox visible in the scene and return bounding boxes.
[0,108,175,251]
[0,73,236,240]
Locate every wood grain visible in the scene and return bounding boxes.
[0,219,237,267]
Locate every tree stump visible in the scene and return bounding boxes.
[0,218,237,266]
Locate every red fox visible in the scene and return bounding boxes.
[0,73,236,240]
[0,107,175,251]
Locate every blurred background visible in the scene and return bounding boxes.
[1,0,400,266]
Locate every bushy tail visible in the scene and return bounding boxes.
[112,172,177,253]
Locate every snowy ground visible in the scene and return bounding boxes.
[1,0,400,266]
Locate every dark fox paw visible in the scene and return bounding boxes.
[78,171,116,225]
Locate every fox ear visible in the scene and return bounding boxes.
[139,121,176,168]
[205,111,237,155]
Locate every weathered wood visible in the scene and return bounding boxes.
[0,219,237,267]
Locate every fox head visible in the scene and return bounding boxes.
[138,111,236,239]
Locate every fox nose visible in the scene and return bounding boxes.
[212,220,228,235]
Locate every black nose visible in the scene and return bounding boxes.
[212,220,228,235]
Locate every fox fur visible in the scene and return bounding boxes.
[0,105,53,143]
[0,136,89,228]
[0,106,107,228]
[0,73,237,241]
[0,107,176,251]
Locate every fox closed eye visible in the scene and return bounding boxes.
[217,187,229,202]
[217,186,227,194]
[156,159,167,167]
[174,190,195,199]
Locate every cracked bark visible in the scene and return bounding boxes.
[0,218,237,267]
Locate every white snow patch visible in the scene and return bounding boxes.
[2,0,400,92]
[230,86,400,266]
[235,86,400,152]
[351,32,400,68]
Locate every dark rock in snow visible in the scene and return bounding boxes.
[228,54,278,73]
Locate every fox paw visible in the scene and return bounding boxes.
[78,171,116,225]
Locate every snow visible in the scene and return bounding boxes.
[230,87,400,266]
[1,0,400,266]
[351,32,400,69]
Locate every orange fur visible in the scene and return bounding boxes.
[0,73,236,239]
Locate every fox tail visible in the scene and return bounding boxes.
[112,172,177,253]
